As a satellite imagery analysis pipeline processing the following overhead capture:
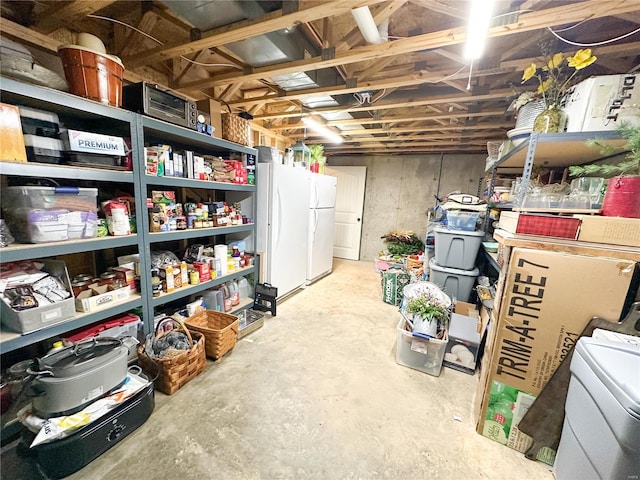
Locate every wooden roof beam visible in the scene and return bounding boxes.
[226,65,516,109]
[408,0,466,20]
[178,0,634,92]
[35,1,117,34]
[124,0,386,68]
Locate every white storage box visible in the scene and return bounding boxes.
[0,260,75,334]
[434,225,483,270]
[554,337,640,480]
[396,314,447,377]
[429,258,479,302]
[75,284,132,313]
[444,302,481,374]
[563,74,640,132]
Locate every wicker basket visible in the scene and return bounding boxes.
[137,317,207,395]
[185,310,239,360]
[221,113,250,146]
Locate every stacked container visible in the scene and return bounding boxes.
[429,212,483,302]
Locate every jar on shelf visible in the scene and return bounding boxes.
[532,104,567,133]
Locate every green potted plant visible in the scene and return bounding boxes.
[381,230,424,256]
[308,144,326,173]
[406,292,450,338]
[569,117,640,218]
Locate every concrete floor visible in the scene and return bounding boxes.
[2,259,554,479]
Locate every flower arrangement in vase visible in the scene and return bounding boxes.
[519,47,597,133]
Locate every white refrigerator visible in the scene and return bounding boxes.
[256,163,310,299]
[307,173,337,284]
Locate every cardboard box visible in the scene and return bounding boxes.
[75,284,131,313]
[0,260,74,333]
[444,302,481,374]
[111,266,136,290]
[481,380,557,465]
[381,270,410,306]
[0,103,27,162]
[196,99,222,138]
[576,215,640,248]
[475,248,638,453]
[563,74,639,132]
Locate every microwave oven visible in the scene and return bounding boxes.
[122,82,197,130]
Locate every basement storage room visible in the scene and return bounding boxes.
[1,1,639,479]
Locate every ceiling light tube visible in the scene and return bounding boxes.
[464,0,495,59]
[352,6,382,45]
[302,117,344,144]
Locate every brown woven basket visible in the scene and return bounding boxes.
[137,316,207,395]
[185,310,239,360]
[221,113,249,146]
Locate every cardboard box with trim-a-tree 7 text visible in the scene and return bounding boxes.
[474,247,639,464]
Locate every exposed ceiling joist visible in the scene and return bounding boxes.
[124,0,386,68]
[35,0,116,34]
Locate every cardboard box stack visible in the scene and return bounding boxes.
[474,247,639,464]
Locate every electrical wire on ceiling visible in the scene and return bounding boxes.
[86,14,242,69]
[547,24,640,47]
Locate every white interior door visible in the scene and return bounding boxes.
[324,166,366,260]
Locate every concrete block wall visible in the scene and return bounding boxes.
[328,154,486,261]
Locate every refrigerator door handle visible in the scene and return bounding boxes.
[275,186,283,246]
[314,183,319,208]
[313,209,319,234]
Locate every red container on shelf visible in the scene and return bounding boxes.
[601,176,640,218]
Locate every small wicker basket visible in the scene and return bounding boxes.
[185,310,239,360]
[137,317,207,395]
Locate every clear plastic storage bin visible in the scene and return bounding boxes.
[446,210,479,231]
[395,314,447,377]
[2,186,98,243]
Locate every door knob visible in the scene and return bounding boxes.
[357,218,361,222]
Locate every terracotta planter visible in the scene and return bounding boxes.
[601,176,640,218]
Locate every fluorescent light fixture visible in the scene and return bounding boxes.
[352,6,382,45]
[302,116,344,144]
[464,0,495,59]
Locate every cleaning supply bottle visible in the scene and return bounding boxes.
[237,277,250,300]
[221,283,232,312]
[202,289,219,311]
[229,280,240,306]
[215,289,224,312]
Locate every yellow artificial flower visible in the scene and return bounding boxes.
[546,52,564,70]
[567,49,597,70]
[537,78,553,94]
[522,63,537,83]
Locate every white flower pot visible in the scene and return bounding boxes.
[410,313,439,337]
